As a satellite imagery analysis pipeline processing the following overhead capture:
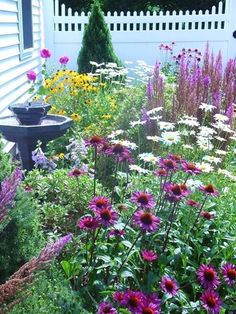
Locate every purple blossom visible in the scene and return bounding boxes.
[26,70,37,82]
[38,233,73,263]
[146,79,153,102]
[130,191,155,209]
[197,264,220,289]
[94,206,118,227]
[221,263,236,285]
[160,276,179,296]
[59,56,69,65]
[40,48,51,59]
[0,168,23,223]
[133,210,160,233]
[32,148,57,172]
[98,302,117,314]
[200,290,222,314]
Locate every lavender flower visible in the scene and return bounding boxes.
[32,147,57,171]
[0,168,23,223]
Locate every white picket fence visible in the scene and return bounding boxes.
[43,0,236,70]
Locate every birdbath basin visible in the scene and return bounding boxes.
[0,114,73,170]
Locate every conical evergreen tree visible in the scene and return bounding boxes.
[77,0,121,73]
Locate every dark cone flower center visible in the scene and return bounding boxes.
[113,144,124,154]
[96,200,107,208]
[165,280,174,291]
[143,308,155,314]
[206,296,217,307]
[141,213,153,225]
[129,296,139,307]
[187,163,197,170]
[138,194,149,205]
[171,185,182,195]
[165,160,175,168]
[100,209,112,221]
[204,269,215,281]
[90,135,102,144]
[205,184,215,193]
[227,269,236,280]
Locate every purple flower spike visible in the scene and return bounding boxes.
[130,191,155,209]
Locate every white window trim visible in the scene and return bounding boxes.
[18,0,34,61]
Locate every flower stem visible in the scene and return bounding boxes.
[190,195,208,233]
[93,146,97,197]
[162,203,177,253]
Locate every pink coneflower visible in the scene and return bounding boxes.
[130,191,155,209]
[85,135,106,147]
[153,168,167,177]
[159,158,177,172]
[199,184,219,197]
[122,291,145,313]
[160,276,179,296]
[113,291,124,303]
[108,229,125,238]
[118,151,134,164]
[168,153,182,163]
[200,211,215,220]
[68,167,86,177]
[133,210,160,233]
[200,290,222,314]
[26,70,37,81]
[221,263,236,285]
[141,250,158,262]
[164,183,190,202]
[94,206,118,227]
[98,302,117,314]
[77,216,100,230]
[59,56,69,65]
[40,48,51,58]
[186,199,201,208]
[182,162,202,175]
[89,196,111,211]
[139,302,161,314]
[197,264,220,289]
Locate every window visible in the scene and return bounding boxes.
[18,0,33,60]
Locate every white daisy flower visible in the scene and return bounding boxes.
[130,120,146,127]
[199,102,216,112]
[161,131,181,145]
[129,164,150,174]
[202,155,222,164]
[108,130,124,139]
[111,139,137,150]
[138,153,159,164]
[146,136,161,142]
[182,144,194,150]
[214,113,229,122]
[215,149,227,155]
[196,162,214,173]
[158,121,175,130]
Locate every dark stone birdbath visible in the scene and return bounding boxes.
[0,113,73,170]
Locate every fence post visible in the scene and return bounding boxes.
[227,0,236,59]
[42,0,55,65]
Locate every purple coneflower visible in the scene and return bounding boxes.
[108,229,125,238]
[121,291,145,313]
[200,211,215,220]
[221,263,236,285]
[159,158,177,172]
[89,196,111,211]
[199,184,219,197]
[133,210,160,233]
[68,167,86,177]
[168,153,182,163]
[164,183,190,202]
[130,191,155,209]
[153,168,167,177]
[94,206,118,227]
[85,135,106,147]
[107,143,130,158]
[182,162,202,175]
[160,276,179,296]
[141,250,158,262]
[77,216,100,230]
[186,199,201,208]
[118,151,134,164]
[113,291,124,303]
[98,302,117,314]
[197,264,220,289]
[200,290,222,314]
[139,302,161,314]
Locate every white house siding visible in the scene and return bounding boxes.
[0,0,43,151]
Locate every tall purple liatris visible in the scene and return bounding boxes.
[0,168,23,223]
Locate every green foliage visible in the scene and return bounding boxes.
[0,137,12,181]
[78,0,121,73]
[24,169,96,232]
[0,189,44,283]
[9,265,92,314]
